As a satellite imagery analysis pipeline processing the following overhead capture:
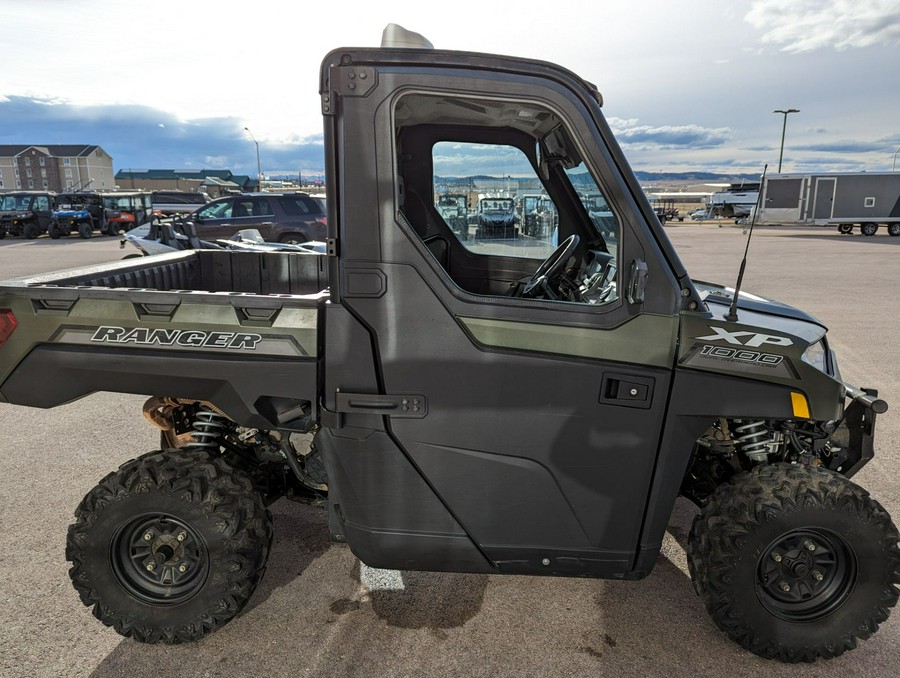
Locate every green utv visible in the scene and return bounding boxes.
[0,25,896,663]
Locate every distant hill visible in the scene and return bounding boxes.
[633,171,761,183]
[435,171,761,186]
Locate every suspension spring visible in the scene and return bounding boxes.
[186,407,229,450]
[733,420,772,462]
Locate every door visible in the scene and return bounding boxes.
[813,178,836,220]
[331,78,681,575]
[193,198,235,239]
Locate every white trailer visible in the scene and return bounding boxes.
[757,172,900,236]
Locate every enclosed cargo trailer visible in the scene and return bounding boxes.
[758,172,900,236]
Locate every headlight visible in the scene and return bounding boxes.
[801,339,828,374]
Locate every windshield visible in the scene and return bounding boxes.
[1,195,33,210]
[103,196,136,209]
[568,171,618,251]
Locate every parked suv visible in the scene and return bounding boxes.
[151,190,210,219]
[188,193,326,243]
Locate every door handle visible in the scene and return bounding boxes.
[334,391,428,417]
[599,374,654,409]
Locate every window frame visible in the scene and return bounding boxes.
[393,94,625,314]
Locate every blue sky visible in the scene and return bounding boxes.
[1,0,898,180]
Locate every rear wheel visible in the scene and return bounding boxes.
[860,222,878,236]
[66,448,273,643]
[888,223,900,237]
[48,221,65,239]
[278,232,307,245]
[688,463,899,662]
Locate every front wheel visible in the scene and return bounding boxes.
[688,463,899,662]
[837,224,853,234]
[66,449,273,643]
[48,221,65,239]
[78,222,93,239]
[860,222,878,236]
[23,222,40,239]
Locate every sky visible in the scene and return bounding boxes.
[1,0,898,181]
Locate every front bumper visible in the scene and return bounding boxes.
[828,385,887,478]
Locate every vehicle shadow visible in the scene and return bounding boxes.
[239,499,332,613]
[87,497,898,677]
[89,498,488,677]
[779,233,900,245]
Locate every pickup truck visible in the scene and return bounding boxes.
[0,25,896,663]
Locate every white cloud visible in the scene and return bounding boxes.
[745,0,900,52]
[607,118,732,148]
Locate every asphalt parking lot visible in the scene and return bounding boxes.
[0,226,898,677]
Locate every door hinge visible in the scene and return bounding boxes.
[323,66,378,116]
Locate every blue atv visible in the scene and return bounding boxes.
[49,207,95,239]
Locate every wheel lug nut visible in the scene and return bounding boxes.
[779,581,791,592]
[143,532,154,541]
[146,562,156,572]
[772,553,783,563]
[804,541,816,552]
[813,570,824,581]
[177,531,188,542]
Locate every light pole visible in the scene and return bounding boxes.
[244,127,262,191]
[773,109,800,173]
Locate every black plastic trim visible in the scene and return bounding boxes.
[0,344,318,431]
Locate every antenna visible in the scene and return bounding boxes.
[724,165,767,323]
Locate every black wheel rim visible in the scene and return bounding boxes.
[111,513,208,605]
[756,528,857,622]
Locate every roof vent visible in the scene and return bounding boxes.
[381,24,434,50]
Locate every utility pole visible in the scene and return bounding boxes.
[244,127,262,191]
[773,109,800,173]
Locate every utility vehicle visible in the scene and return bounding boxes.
[0,25,896,663]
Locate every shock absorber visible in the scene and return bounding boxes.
[186,406,229,450]
[733,420,772,462]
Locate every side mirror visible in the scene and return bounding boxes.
[627,259,648,305]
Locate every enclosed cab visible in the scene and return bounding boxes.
[0,191,55,238]
[0,25,894,663]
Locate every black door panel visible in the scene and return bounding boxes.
[346,262,671,561]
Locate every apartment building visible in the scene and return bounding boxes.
[0,145,114,192]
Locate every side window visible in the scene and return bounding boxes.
[432,142,553,261]
[280,196,313,216]
[35,196,50,210]
[198,200,232,219]
[252,198,274,217]
[232,199,254,218]
[428,139,619,306]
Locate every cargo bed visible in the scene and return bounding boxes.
[1,249,328,297]
[0,249,327,428]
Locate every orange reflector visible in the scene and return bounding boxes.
[0,309,17,347]
[791,392,810,419]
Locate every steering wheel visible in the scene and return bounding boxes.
[521,234,581,298]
